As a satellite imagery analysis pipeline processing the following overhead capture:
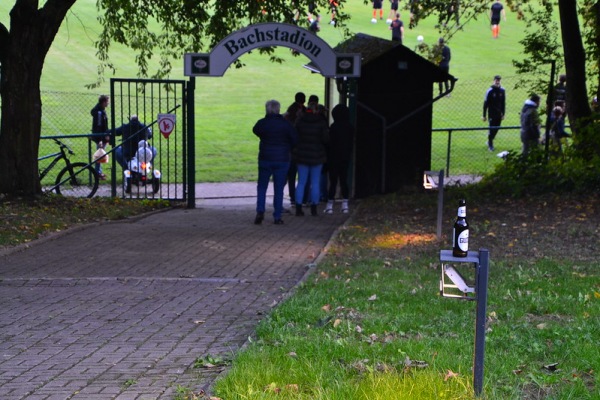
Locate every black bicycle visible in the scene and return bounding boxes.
[38,138,99,198]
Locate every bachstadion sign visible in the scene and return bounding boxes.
[184,22,360,78]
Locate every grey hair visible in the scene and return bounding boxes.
[265,100,281,115]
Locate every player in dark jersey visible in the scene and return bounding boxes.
[482,75,506,151]
[387,0,399,24]
[490,0,506,38]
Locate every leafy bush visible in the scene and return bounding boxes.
[477,118,600,197]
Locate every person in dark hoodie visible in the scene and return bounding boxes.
[114,115,155,170]
[520,94,541,157]
[324,104,354,214]
[293,101,329,217]
[90,95,110,179]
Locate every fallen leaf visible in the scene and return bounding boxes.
[536,323,547,329]
[333,319,342,327]
[355,325,363,333]
[368,294,377,301]
[444,369,459,381]
[321,304,332,312]
[285,384,299,391]
[287,352,297,358]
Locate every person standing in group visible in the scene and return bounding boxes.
[284,92,306,207]
[390,13,404,43]
[307,94,328,202]
[325,104,354,215]
[293,101,329,217]
[387,0,399,24]
[371,0,383,22]
[548,105,570,153]
[437,38,451,96]
[252,99,297,225]
[520,94,542,157]
[482,75,506,151]
[490,0,506,38]
[309,14,321,34]
[553,74,567,111]
[90,95,111,180]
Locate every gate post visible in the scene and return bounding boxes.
[187,77,196,208]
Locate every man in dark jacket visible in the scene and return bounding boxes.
[253,99,298,225]
[482,75,506,151]
[325,104,353,214]
[114,115,154,169]
[520,94,541,157]
[90,95,110,179]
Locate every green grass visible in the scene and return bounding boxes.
[2,2,547,181]
[210,191,600,399]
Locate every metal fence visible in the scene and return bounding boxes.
[35,75,540,196]
[431,74,545,179]
[38,86,187,200]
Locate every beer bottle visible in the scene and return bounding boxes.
[452,199,469,257]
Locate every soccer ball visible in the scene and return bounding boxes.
[386,18,392,24]
[417,35,424,43]
[371,18,377,23]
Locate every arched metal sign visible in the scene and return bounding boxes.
[184,22,360,78]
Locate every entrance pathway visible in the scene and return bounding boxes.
[0,183,350,399]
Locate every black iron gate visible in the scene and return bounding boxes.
[109,78,190,203]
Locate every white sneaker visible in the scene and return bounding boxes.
[324,200,333,214]
[341,200,349,214]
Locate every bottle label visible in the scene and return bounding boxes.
[457,206,466,218]
[456,229,469,251]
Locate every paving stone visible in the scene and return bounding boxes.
[0,187,350,399]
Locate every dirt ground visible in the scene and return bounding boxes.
[351,191,600,263]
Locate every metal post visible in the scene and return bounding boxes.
[473,248,489,396]
[436,170,444,240]
[445,129,452,177]
[186,77,196,209]
[543,60,556,159]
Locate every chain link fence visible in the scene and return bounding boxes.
[38,90,185,199]
[431,74,539,180]
[35,79,537,193]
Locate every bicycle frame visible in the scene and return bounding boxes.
[38,139,94,193]
[38,149,66,182]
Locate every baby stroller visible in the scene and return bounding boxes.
[124,140,161,194]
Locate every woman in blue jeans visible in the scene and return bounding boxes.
[293,101,329,216]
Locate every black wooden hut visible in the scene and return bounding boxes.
[311,33,456,198]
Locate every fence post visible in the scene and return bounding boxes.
[445,129,453,177]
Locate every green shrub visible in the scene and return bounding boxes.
[477,118,600,197]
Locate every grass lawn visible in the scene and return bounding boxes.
[2,1,551,182]
[207,189,600,399]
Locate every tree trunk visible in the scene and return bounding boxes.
[558,0,592,125]
[0,0,76,197]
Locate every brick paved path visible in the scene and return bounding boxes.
[0,198,349,399]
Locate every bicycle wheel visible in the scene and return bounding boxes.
[55,162,99,198]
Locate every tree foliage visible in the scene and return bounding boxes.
[1,0,599,197]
